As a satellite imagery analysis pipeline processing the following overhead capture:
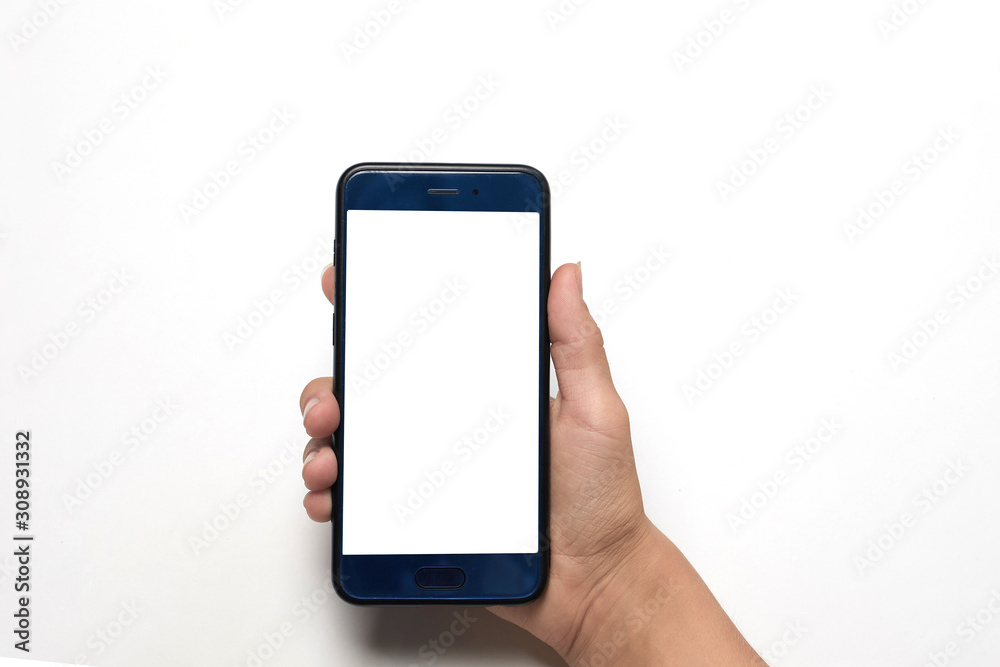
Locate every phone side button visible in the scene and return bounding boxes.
[332,312,336,346]
[414,567,466,590]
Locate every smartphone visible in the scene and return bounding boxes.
[332,163,550,604]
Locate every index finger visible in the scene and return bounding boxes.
[322,263,335,306]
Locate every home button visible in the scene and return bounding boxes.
[415,567,466,590]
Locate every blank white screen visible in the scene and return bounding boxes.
[342,209,540,555]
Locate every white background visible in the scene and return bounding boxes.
[1,0,998,666]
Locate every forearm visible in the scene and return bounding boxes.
[562,520,765,666]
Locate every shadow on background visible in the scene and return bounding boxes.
[354,605,565,665]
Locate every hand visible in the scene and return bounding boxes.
[300,262,764,666]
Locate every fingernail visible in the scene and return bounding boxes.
[576,261,583,295]
[304,449,318,466]
[322,262,333,275]
[302,397,320,424]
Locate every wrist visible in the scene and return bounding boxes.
[561,519,763,666]
[560,519,679,666]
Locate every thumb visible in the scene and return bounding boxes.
[548,262,621,410]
